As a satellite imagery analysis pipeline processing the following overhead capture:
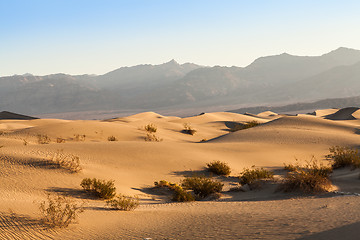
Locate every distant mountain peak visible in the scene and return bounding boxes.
[324,47,360,56]
[164,59,179,65]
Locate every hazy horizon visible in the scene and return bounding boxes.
[1,46,357,78]
[2,0,360,77]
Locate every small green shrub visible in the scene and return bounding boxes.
[154,180,194,202]
[154,180,174,188]
[145,123,157,133]
[80,178,116,199]
[280,159,332,193]
[230,120,261,132]
[326,146,360,169]
[107,136,118,141]
[37,134,51,144]
[181,176,223,199]
[206,160,231,176]
[106,194,139,211]
[171,185,195,202]
[39,194,84,228]
[183,123,197,135]
[239,167,274,185]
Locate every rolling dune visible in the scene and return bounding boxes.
[1,109,360,239]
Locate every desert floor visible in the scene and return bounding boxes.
[1,109,360,239]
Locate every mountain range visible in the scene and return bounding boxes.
[1,47,360,118]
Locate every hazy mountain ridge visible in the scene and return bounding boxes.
[229,95,360,115]
[1,47,360,116]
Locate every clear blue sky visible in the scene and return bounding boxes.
[1,0,360,76]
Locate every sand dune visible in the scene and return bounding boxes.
[325,107,360,120]
[1,108,360,239]
[313,108,339,117]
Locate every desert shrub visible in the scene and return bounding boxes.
[144,133,162,142]
[206,160,231,176]
[106,194,139,211]
[239,167,274,185]
[37,134,51,144]
[280,159,332,193]
[23,139,28,146]
[51,151,82,173]
[107,136,118,141]
[80,178,116,199]
[39,194,84,228]
[183,123,197,135]
[326,146,360,169]
[145,123,157,133]
[181,176,223,199]
[56,138,65,143]
[154,180,194,202]
[73,134,86,141]
[230,120,261,132]
[171,185,195,202]
[284,163,298,172]
[154,180,174,188]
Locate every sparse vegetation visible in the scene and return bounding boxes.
[326,146,360,169]
[183,123,197,135]
[230,120,261,132]
[144,123,161,141]
[51,151,82,173]
[239,167,274,185]
[56,137,65,143]
[23,139,28,146]
[144,123,157,133]
[171,184,195,202]
[80,178,116,199]
[73,134,86,141]
[181,176,223,199]
[154,180,194,202]
[106,194,139,211]
[206,160,231,176]
[144,133,162,142]
[39,194,84,228]
[283,163,298,172]
[280,159,333,193]
[107,135,118,141]
[37,134,51,144]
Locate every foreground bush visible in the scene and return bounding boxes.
[154,180,194,202]
[206,160,231,176]
[326,146,360,169]
[39,194,84,228]
[181,176,223,199]
[183,123,197,135]
[106,194,139,211]
[80,178,116,199]
[239,167,274,185]
[280,159,332,193]
[230,120,261,132]
[283,163,298,172]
